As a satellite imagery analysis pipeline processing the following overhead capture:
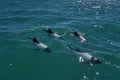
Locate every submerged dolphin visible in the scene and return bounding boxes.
[28,37,51,53]
[71,31,86,42]
[43,28,64,40]
[67,45,101,64]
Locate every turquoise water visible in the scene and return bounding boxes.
[0,0,120,80]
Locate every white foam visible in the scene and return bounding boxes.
[9,63,13,66]
[83,76,87,79]
[105,61,120,69]
[79,57,84,62]
[90,63,93,66]
[83,75,89,80]
[105,61,111,65]
[115,65,120,69]
[96,72,99,76]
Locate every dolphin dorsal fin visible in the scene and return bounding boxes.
[48,28,54,34]
[74,31,79,36]
[33,37,39,43]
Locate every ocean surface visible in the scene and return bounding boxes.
[0,0,120,80]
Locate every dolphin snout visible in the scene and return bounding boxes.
[93,60,101,64]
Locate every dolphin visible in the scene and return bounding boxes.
[67,45,101,64]
[71,31,86,42]
[43,28,64,40]
[28,37,51,53]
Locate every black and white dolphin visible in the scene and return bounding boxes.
[28,37,51,53]
[67,45,101,64]
[43,28,64,40]
[71,31,86,42]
